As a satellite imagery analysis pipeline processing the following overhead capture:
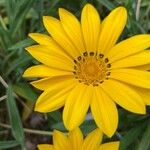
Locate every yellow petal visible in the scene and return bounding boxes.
[101,79,146,114]
[29,33,53,45]
[133,64,150,70]
[107,34,150,62]
[34,77,77,112]
[59,8,85,54]
[69,128,83,150]
[81,128,103,150]
[98,142,120,150]
[53,130,71,150]
[26,45,73,71]
[98,7,127,54]
[31,75,74,90]
[28,35,72,59]
[133,87,150,105]
[38,144,54,150]
[111,69,150,89]
[23,65,72,78]
[91,87,118,137]
[112,50,150,69]
[63,84,92,130]
[81,4,101,52]
[43,16,79,58]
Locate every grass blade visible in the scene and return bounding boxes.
[137,122,150,150]
[120,122,146,150]
[97,0,116,10]
[0,140,20,149]
[6,86,25,148]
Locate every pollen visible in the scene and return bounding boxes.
[73,52,111,86]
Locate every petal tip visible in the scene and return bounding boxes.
[139,106,146,114]
[116,6,127,15]
[25,46,30,51]
[58,8,68,19]
[64,123,74,131]
[104,129,116,138]
[43,16,48,20]
[28,33,35,39]
[58,8,66,14]
[84,3,94,8]
[43,16,51,24]
[63,115,75,131]
[34,103,43,112]
[22,70,28,77]
[34,99,46,112]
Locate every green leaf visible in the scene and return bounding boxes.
[97,0,116,10]
[137,122,150,150]
[8,38,33,50]
[6,86,25,148]
[120,122,146,150]
[5,52,31,76]
[0,140,20,149]
[13,82,38,102]
[48,110,62,123]
[0,0,5,5]
[80,120,97,135]
[49,0,61,9]
[51,122,66,131]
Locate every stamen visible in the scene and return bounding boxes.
[90,52,94,56]
[74,59,77,64]
[78,56,82,61]
[99,54,104,58]
[100,81,104,84]
[93,83,99,86]
[73,53,111,86]
[105,58,109,63]
[107,64,111,68]
[74,66,77,70]
[73,71,76,74]
[106,72,111,76]
[83,52,88,57]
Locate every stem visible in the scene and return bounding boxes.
[0,122,53,136]
[0,15,8,30]
[0,95,7,102]
[0,75,31,112]
[0,75,8,88]
[116,131,122,140]
[136,0,142,21]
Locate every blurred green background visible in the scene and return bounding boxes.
[0,0,150,149]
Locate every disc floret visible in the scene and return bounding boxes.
[73,52,111,86]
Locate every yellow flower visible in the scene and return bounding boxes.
[23,4,150,137]
[38,128,120,150]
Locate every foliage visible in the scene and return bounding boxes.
[0,0,150,149]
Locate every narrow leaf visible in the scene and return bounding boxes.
[6,86,25,147]
[138,122,150,150]
[13,82,38,102]
[97,0,116,10]
[120,122,146,150]
[0,140,20,149]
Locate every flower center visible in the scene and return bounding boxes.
[73,52,111,86]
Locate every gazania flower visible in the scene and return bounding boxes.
[23,4,150,137]
[38,128,120,150]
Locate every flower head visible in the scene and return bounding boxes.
[38,128,120,150]
[23,4,150,137]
